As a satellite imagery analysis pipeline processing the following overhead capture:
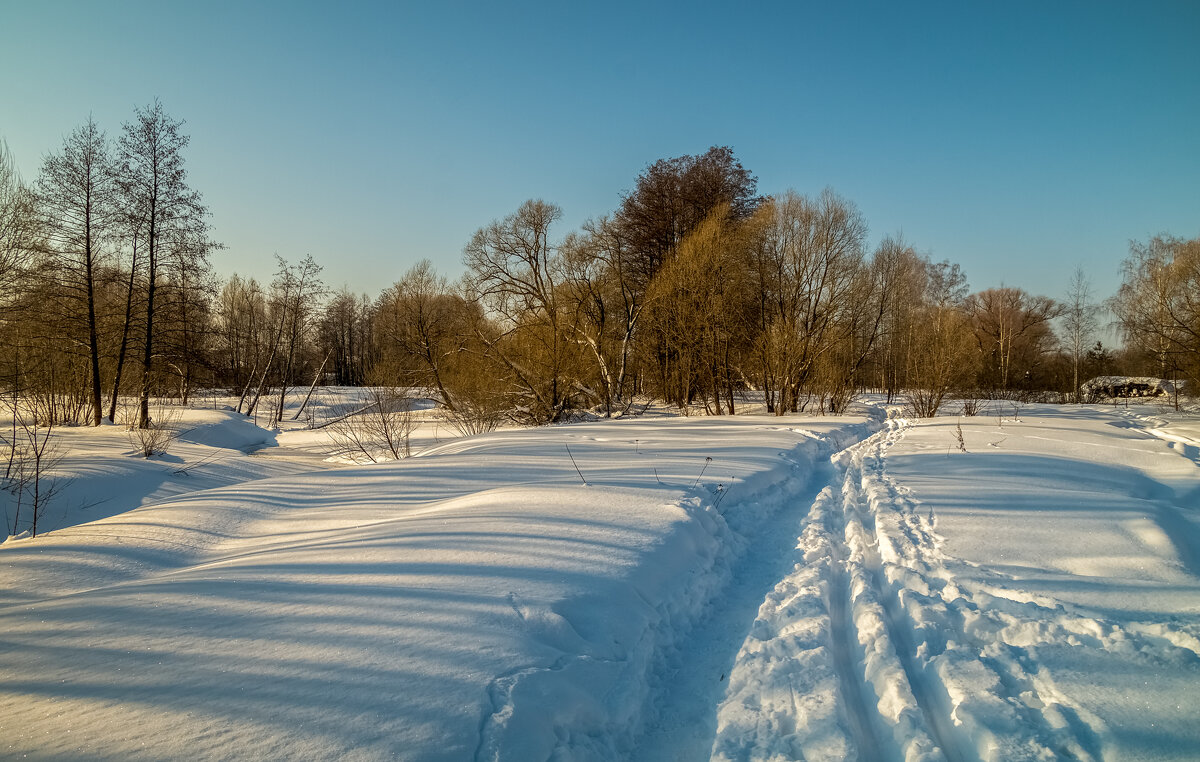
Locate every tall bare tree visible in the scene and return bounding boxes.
[215,274,267,401]
[752,189,868,413]
[118,101,214,428]
[905,260,976,416]
[34,117,116,425]
[867,238,927,402]
[1061,266,1099,402]
[464,200,580,424]
[1112,234,1200,394]
[321,288,374,387]
[644,204,755,414]
[617,146,760,285]
[968,287,1062,392]
[375,261,469,410]
[561,217,644,415]
[0,140,33,300]
[247,255,324,423]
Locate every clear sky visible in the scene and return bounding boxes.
[2,1,1197,303]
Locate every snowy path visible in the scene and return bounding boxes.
[714,411,1200,762]
[713,420,1102,760]
[0,415,879,761]
[3,405,1198,760]
[628,457,839,761]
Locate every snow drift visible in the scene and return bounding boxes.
[0,414,873,760]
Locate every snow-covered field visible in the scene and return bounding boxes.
[2,396,1198,760]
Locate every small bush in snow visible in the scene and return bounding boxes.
[126,406,181,458]
[329,385,418,462]
[1,411,64,538]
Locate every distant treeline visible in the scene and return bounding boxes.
[2,106,1198,430]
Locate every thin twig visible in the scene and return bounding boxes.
[714,483,733,511]
[564,444,587,485]
[692,456,712,488]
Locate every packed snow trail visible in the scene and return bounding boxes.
[888,409,1200,761]
[715,421,1074,761]
[713,422,964,761]
[628,423,878,762]
[714,409,1200,762]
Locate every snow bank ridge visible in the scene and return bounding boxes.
[474,423,875,762]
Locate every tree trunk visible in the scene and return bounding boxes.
[138,220,157,430]
[107,251,138,423]
[293,349,332,420]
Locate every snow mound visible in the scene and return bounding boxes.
[1081,375,1177,400]
[0,415,871,760]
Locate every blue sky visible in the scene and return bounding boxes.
[2,1,1197,303]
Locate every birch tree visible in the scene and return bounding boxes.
[1061,266,1099,402]
[1112,235,1200,393]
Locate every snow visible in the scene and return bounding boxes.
[713,405,1200,762]
[0,407,875,759]
[0,406,326,538]
[2,397,1199,760]
[1081,375,1179,399]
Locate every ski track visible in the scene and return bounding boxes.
[627,464,832,761]
[712,417,1200,762]
[626,425,882,762]
[467,413,1200,761]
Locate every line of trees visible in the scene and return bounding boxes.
[3,119,1197,435]
[1,103,217,430]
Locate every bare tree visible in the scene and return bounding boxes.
[752,189,869,413]
[644,204,755,414]
[868,238,927,403]
[215,274,268,403]
[561,217,644,415]
[321,288,374,387]
[374,260,472,411]
[373,269,506,435]
[906,260,976,417]
[157,247,217,404]
[0,140,34,299]
[34,117,117,425]
[269,255,324,423]
[617,146,760,286]
[105,212,145,423]
[1,387,64,539]
[328,375,417,462]
[125,404,181,458]
[1112,234,1200,395]
[968,287,1062,393]
[463,200,581,424]
[117,101,214,429]
[1061,266,1099,402]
